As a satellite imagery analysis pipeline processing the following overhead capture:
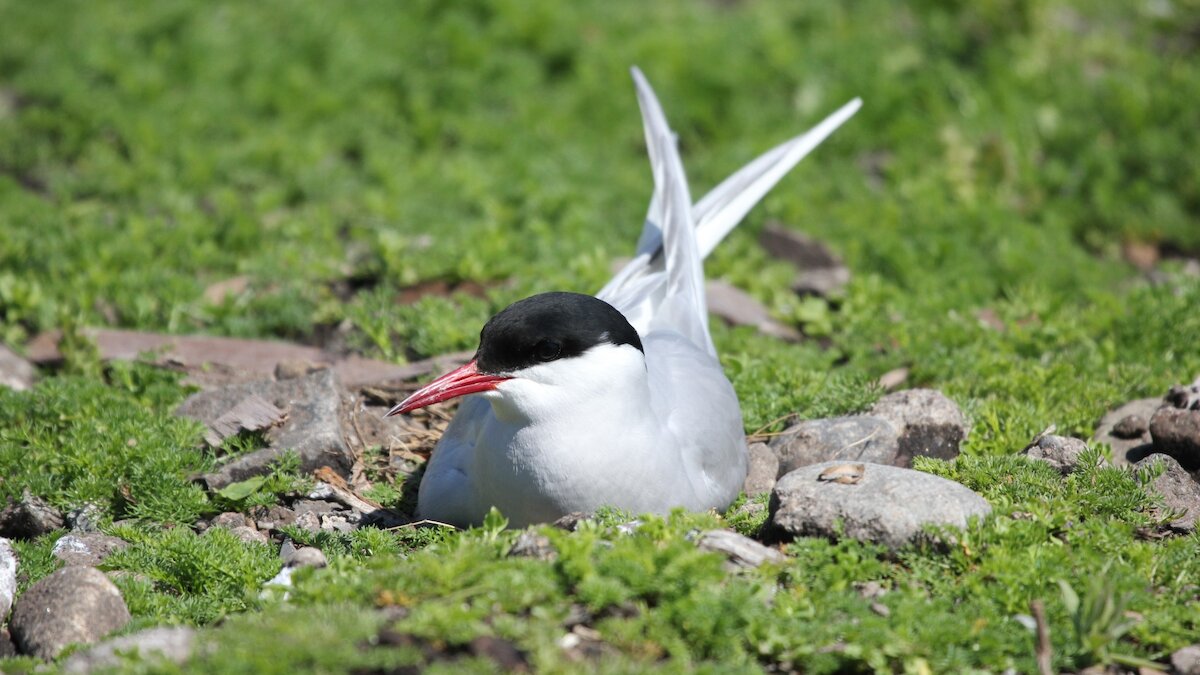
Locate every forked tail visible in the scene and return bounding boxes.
[597,68,861,354]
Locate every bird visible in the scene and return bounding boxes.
[387,68,861,528]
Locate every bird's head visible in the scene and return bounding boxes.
[385,292,645,418]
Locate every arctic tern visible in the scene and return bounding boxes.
[387,68,860,528]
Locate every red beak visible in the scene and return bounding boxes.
[385,359,511,417]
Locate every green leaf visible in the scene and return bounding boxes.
[217,476,268,502]
[1058,579,1080,615]
[479,507,508,540]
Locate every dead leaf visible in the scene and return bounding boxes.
[818,463,866,485]
[877,367,909,391]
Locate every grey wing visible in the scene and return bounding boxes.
[644,332,748,510]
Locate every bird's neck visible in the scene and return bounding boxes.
[484,343,654,432]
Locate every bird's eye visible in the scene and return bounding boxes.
[533,339,561,361]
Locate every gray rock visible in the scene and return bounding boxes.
[1093,398,1160,467]
[1111,414,1148,439]
[228,526,269,546]
[283,547,327,569]
[0,489,64,540]
[552,512,592,532]
[1166,378,1200,411]
[1024,434,1094,475]
[869,389,968,464]
[0,343,34,391]
[305,481,407,528]
[51,533,128,567]
[288,496,367,533]
[264,545,327,595]
[61,626,196,674]
[320,512,357,533]
[10,566,131,659]
[743,442,780,497]
[696,529,787,569]
[252,504,297,531]
[178,370,352,489]
[0,627,15,658]
[1172,644,1200,675]
[1,537,16,620]
[291,499,340,516]
[1135,453,1200,533]
[769,416,902,475]
[768,462,991,550]
[210,512,252,529]
[278,539,297,560]
[1149,407,1200,471]
[200,394,285,447]
[293,511,321,532]
[65,503,104,533]
[508,531,556,561]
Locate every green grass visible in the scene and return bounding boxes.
[1,0,1199,671]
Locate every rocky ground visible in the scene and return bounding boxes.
[4,318,1200,671]
[2,225,1200,672]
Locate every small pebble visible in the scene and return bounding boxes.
[1112,414,1148,439]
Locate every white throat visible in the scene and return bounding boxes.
[483,342,650,427]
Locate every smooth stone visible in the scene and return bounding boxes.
[1149,407,1200,471]
[868,389,968,464]
[769,416,902,475]
[1024,434,1094,475]
[228,526,270,546]
[1135,453,1200,533]
[1172,644,1200,675]
[0,344,34,391]
[0,489,64,540]
[51,533,128,567]
[10,566,131,659]
[1093,398,1160,467]
[769,461,991,550]
[65,503,104,533]
[283,547,327,569]
[742,442,780,497]
[61,626,196,673]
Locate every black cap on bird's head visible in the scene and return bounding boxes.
[476,292,643,373]
[386,292,642,416]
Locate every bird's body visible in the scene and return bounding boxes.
[416,324,746,527]
[389,69,861,528]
